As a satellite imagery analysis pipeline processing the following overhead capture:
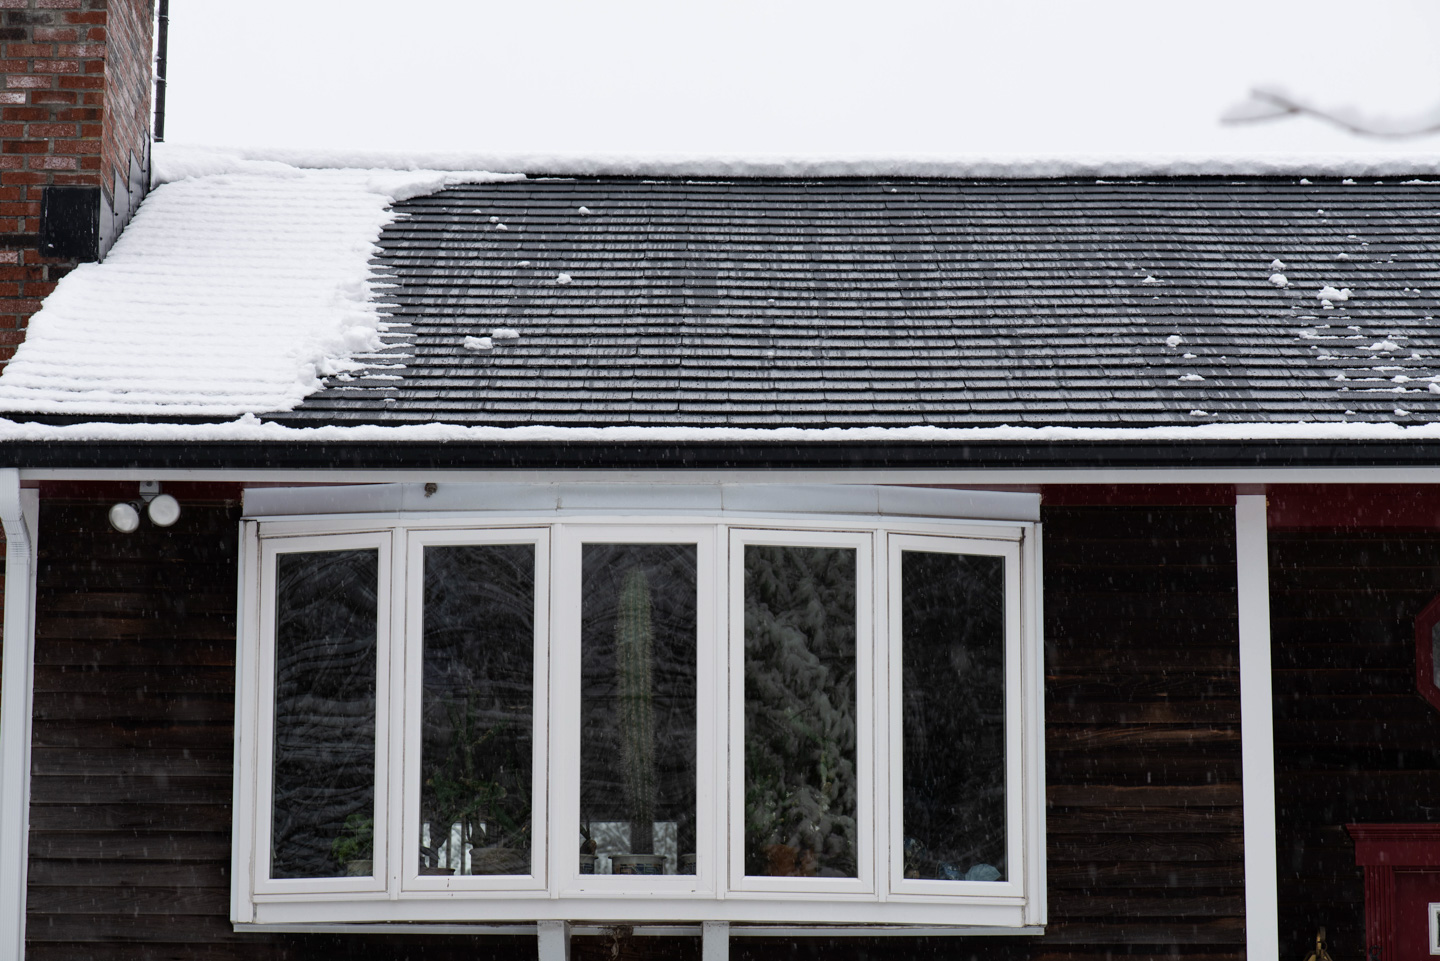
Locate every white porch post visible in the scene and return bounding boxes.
[1236,494,1279,960]
[537,920,571,961]
[702,921,730,961]
[0,470,38,961]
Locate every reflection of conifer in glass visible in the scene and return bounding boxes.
[616,569,656,855]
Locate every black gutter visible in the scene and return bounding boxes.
[153,0,168,143]
[5,440,1440,472]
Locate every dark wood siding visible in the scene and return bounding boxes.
[1270,528,1440,961]
[24,496,538,961]
[1039,506,1245,959]
[24,494,1246,960]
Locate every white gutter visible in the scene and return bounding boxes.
[1235,494,1279,961]
[0,469,38,960]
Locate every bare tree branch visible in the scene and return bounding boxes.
[1222,86,1440,139]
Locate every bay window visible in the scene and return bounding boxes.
[232,484,1044,931]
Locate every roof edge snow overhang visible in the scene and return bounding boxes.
[6,439,1440,472]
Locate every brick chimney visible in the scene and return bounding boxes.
[0,0,154,366]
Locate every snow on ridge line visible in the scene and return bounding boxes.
[0,161,523,417]
[4,416,1440,444]
[152,142,1440,182]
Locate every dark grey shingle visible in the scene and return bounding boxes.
[278,177,1440,428]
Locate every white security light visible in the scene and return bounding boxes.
[147,493,181,527]
[108,483,182,533]
[108,502,141,533]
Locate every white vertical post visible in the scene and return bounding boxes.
[537,920,571,961]
[0,471,37,961]
[702,920,730,961]
[1236,494,1278,961]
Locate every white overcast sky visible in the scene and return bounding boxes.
[166,0,1440,160]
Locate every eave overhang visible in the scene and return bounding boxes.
[6,438,1440,472]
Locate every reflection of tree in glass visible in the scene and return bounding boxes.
[901,551,1007,881]
[744,545,858,878]
[420,544,534,874]
[580,544,697,866]
[616,569,657,854]
[272,548,378,879]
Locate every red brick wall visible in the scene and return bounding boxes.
[0,0,153,366]
[100,0,149,204]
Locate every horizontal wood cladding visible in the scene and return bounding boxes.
[1270,529,1440,961]
[1039,506,1244,959]
[24,497,536,961]
[25,496,1243,960]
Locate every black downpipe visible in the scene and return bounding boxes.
[153,0,169,142]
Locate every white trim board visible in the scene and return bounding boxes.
[241,482,1041,523]
[1236,495,1279,961]
[0,472,38,961]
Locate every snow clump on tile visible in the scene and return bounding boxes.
[464,336,494,350]
[556,273,573,285]
[0,145,524,416]
[1270,259,1286,270]
[1317,285,1351,301]
[492,328,520,341]
[1165,335,1182,347]
[1269,273,1289,287]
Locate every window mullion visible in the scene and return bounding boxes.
[873,531,891,902]
[385,528,406,898]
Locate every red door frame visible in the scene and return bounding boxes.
[1347,824,1440,961]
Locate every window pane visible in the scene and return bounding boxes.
[744,545,857,879]
[580,544,697,876]
[271,549,378,879]
[900,550,1006,882]
[419,544,536,876]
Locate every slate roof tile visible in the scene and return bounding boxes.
[275,176,1440,428]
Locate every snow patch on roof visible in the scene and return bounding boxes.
[0,151,522,416]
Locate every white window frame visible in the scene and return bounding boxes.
[401,526,551,894]
[251,531,395,901]
[551,523,722,899]
[232,485,1045,931]
[728,527,876,900]
[886,533,1026,903]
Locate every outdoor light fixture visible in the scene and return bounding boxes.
[107,482,182,533]
[107,501,141,533]
[147,492,181,527]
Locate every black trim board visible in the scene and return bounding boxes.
[5,440,1440,471]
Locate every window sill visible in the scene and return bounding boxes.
[239,894,1036,928]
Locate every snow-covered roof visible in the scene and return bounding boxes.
[0,153,521,415]
[6,145,1440,448]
